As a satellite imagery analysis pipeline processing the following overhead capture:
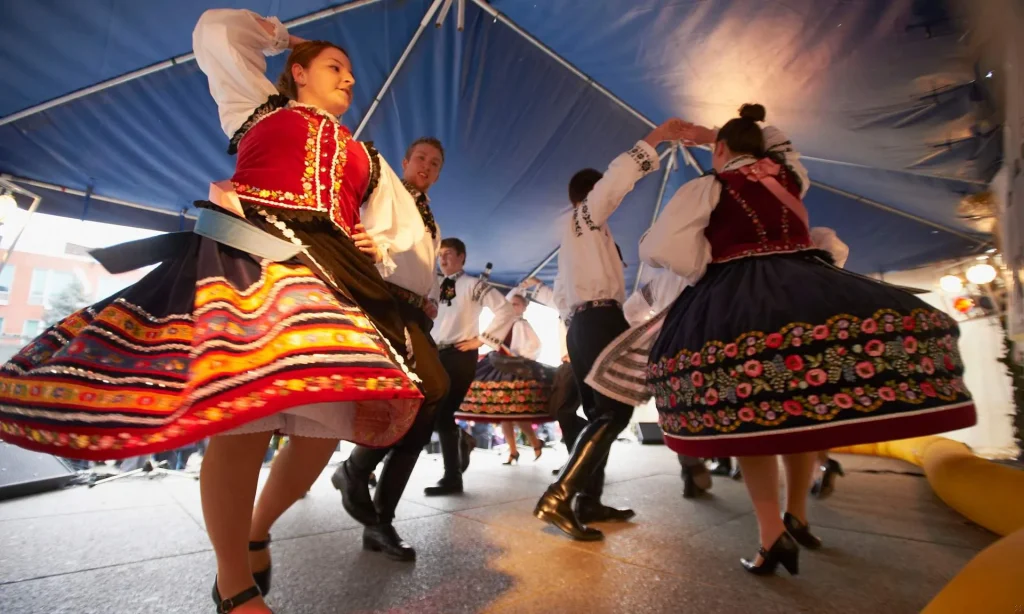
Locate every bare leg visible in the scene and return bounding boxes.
[500,422,519,459]
[249,436,339,571]
[782,452,818,524]
[200,432,273,609]
[737,455,785,564]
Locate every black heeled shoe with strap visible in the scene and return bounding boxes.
[249,535,272,596]
[783,513,822,550]
[212,584,268,613]
[503,451,520,465]
[741,532,800,576]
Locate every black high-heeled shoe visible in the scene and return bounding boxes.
[811,458,844,499]
[211,583,266,613]
[503,451,520,465]
[249,535,272,597]
[533,442,544,461]
[741,532,800,576]
[783,513,822,550]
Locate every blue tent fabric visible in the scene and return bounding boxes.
[0,0,997,289]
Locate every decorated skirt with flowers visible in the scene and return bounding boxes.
[0,233,423,461]
[647,253,975,457]
[456,352,557,422]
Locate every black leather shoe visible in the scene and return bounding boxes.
[741,532,800,576]
[534,488,603,541]
[363,523,416,561]
[710,457,733,476]
[575,496,635,523]
[783,512,823,550]
[331,460,379,526]
[424,474,463,496]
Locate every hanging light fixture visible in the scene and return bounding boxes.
[939,275,964,293]
[966,263,997,285]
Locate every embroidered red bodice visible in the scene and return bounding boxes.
[231,105,370,235]
[704,161,813,263]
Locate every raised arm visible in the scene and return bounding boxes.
[638,175,720,284]
[578,119,688,227]
[192,9,291,137]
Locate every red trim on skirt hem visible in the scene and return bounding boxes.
[662,402,976,457]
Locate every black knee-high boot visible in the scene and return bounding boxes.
[332,446,387,526]
[533,414,626,541]
[362,448,419,560]
[424,428,463,496]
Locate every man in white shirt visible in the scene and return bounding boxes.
[425,237,518,496]
[333,137,448,561]
[534,118,687,541]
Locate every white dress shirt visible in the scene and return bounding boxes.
[192,8,423,270]
[508,319,542,361]
[554,140,660,310]
[638,125,807,285]
[623,269,689,327]
[371,185,441,297]
[431,272,518,348]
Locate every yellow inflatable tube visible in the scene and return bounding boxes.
[832,436,1024,536]
[832,436,1024,613]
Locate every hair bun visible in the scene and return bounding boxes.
[738,103,766,122]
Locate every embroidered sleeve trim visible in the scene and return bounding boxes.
[362,141,382,205]
[627,143,656,174]
[228,93,290,155]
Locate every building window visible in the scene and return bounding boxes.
[28,269,76,306]
[22,319,41,340]
[95,276,133,301]
[0,265,14,303]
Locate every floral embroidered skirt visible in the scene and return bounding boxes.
[648,253,976,457]
[455,352,557,422]
[0,237,423,460]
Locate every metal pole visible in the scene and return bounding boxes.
[468,0,703,174]
[456,0,467,31]
[518,147,677,284]
[0,0,384,127]
[633,146,677,293]
[436,0,455,27]
[0,179,43,279]
[811,181,989,245]
[354,0,447,139]
[1,175,198,220]
[797,155,989,186]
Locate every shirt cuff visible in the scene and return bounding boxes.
[375,243,397,277]
[263,15,290,55]
[480,332,503,348]
[627,140,660,175]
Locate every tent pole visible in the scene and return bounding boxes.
[517,147,676,285]
[354,0,447,139]
[0,179,43,279]
[633,146,677,293]
[811,181,989,245]
[468,0,703,174]
[0,0,384,127]
[0,175,198,220]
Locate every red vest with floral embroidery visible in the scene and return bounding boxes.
[704,162,813,263]
[231,105,369,235]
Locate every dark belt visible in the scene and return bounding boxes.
[89,207,303,274]
[565,298,621,328]
[386,282,429,313]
